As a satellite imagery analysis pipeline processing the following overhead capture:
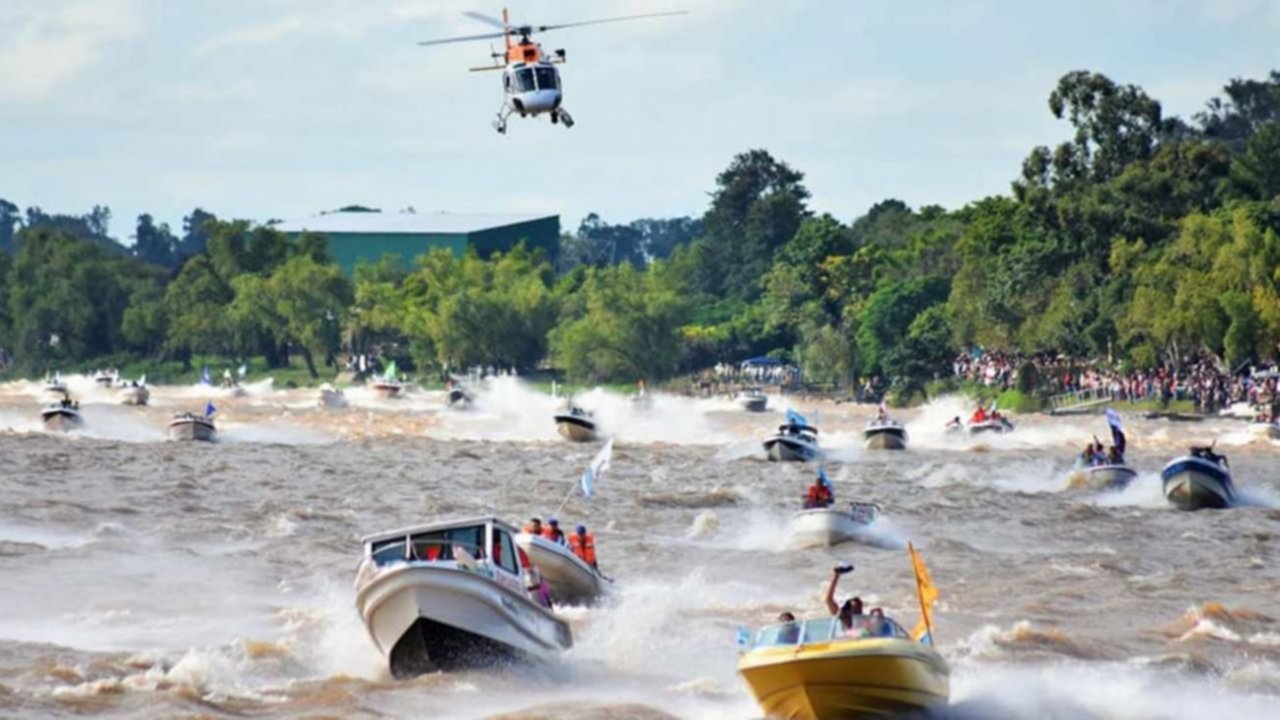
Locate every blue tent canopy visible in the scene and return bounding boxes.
[741,356,783,367]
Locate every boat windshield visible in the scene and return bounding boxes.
[750,616,910,649]
[369,525,487,566]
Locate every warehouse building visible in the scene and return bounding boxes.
[275,210,559,274]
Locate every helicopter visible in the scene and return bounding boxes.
[419,8,686,134]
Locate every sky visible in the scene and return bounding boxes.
[2,0,1279,243]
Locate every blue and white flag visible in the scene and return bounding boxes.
[786,408,808,427]
[201,365,211,385]
[205,400,216,418]
[581,436,613,499]
[1106,408,1126,457]
[1105,408,1122,431]
[818,466,833,489]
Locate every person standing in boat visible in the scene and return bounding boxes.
[803,469,835,509]
[824,564,863,632]
[569,524,598,571]
[543,518,567,545]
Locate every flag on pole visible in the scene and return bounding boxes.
[818,466,835,503]
[908,542,939,645]
[1106,408,1126,457]
[581,436,613,499]
[383,360,398,380]
[205,400,217,418]
[201,365,211,385]
[786,408,808,427]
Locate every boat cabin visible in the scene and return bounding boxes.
[746,615,912,651]
[779,423,819,437]
[361,517,530,595]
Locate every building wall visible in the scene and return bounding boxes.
[469,216,560,263]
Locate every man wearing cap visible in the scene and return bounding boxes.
[543,518,567,546]
[568,523,598,570]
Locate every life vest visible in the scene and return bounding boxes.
[805,484,832,508]
[543,527,564,545]
[568,532,597,566]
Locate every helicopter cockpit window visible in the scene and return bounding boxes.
[534,66,558,90]
[515,68,536,93]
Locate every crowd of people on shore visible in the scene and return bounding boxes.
[954,351,1280,414]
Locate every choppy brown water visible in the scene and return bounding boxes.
[1,375,1279,719]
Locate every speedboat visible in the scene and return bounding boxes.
[371,379,403,399]
[92,369,118,387]
[764,422,822,462]
[1085,463,1138,490]
[515,532,610,605]
[1162,448,1235,510]
[790,502,880,547]
[118,382,150,406]
[736,387,768,413]
[967,416,1014,435]
[738,616,949,718]
[864,419,908,450]
[41,403,83,432]
[554,405,598,442]
[318,383,348,409]
[355,517,573,678]
[447,386,473,410]
[42,374,68,397]
[168,413,217,442]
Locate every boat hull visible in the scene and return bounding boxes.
[515,533,608,605]
[555,415,598,442]
[789,510,865,548]
[1087,464,1138,490]
[765,436,821,462]
[1162,457,1234,510]
[355,564,571,678]
[739,638,950,720]
[371,383,402,399]
[968,419,1013,435]
[168,419,217,442]
[41,410,83,432]
[118,387,150,406]
[738,396,768,413]
[863,426,907,450]
[447,389,472,410]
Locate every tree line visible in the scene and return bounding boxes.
[2,69,1279,390]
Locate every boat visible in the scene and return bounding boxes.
[318,383,348,409]
[764,412,822,462]
[168,413,217,442]
[967,416,1014,435]
[370,360,404,399]
[790,502,880,548]
[1162,447,1235,510]
[736,387,768,412]
[864,419,908,450]
[354,517,573,678]
[118,381,150,406]
[41,403,83,432]
[1085,464,1138,490]
[515,532,609,605]
[42,374,68,396]
[738,545,948,719]
[92,369,118,387]
[554,405,598,442]
[447,386,473,410]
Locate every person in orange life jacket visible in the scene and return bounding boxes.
[569,524,598,570]
[971,405,988,423]
[543,518,567,545]
[804,479,834,509]
[523,517,543,536]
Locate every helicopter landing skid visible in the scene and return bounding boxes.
[493,105,513,134]
[554,109,574,128]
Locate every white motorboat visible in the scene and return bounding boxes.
[92,369,118,387]
[355,517,573,678]
[764,421,821,462]
[1162,448,1235,510]
[864,419,908,450]
[554,405,598,442]
[41,403,83,432]
[371,380,403,399]
[1083,463,1138,490]
[515,532,609,605]
[789,503,880,547]
[966,416,1014,435]
[735,387,768,412]
[168,413,217,442]
[318,383,348,409]
[42,374,68,397]
[118,382,150,406]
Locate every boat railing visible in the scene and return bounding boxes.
[745,615,909,651]
[1048,386,1114,415]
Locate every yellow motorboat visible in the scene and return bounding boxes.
[738,544,948,719]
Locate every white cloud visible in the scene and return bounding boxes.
[0,0,142,103]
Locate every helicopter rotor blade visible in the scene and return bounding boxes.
[418,30,508,47]
[463,11,507,30]
[532,10,688,34]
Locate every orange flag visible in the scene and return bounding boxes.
[908,542,939,645]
